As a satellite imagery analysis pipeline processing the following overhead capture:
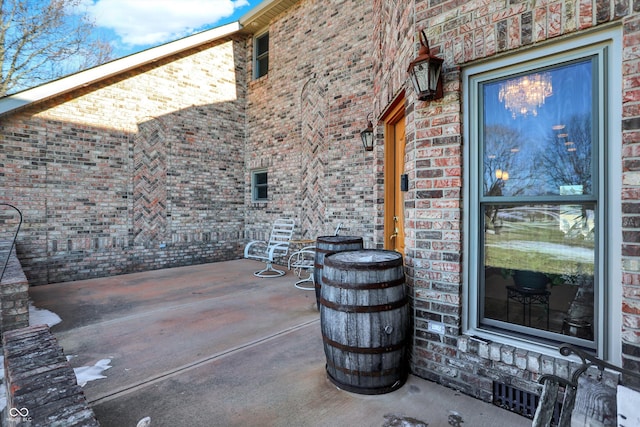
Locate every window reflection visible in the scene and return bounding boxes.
[482,60,593,197]
[499,73,553,118]
[482,204,595,338]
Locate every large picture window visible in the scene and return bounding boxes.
[464,32,621,353]
[482,59,597,346]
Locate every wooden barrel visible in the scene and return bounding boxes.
[320,249,408,395]
[313,236,363,309]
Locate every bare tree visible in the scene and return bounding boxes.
[483,124,526,197]
[539,113,592,194]
[483,125,526,229]
[0,0,113,96]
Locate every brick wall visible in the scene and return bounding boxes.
[371,0,640,403]
[3,324,99,426]
[0,249,29,334]
[244,0,377,246]
[0,37,247,285]
[621,1,640,374]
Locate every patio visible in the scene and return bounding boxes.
[29,259,530,427]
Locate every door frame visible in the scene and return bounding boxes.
[382,94,406,253]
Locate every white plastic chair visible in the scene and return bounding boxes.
[244,218,295,277]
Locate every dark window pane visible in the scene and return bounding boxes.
[257,33,269,56]
[255,172,267,185]
[256,57,269,78]
[256,186,267,200]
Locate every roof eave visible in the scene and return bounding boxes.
[239,0,300,34]
[0,21,242,117]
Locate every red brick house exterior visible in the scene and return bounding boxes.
[1,24,247,284]
[1,0,639,416]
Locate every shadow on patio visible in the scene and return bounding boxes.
[29,259,529,427]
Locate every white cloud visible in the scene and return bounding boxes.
[80,0,249,46]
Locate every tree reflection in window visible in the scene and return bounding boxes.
[482,59,593,198]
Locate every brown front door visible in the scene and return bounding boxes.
[384,101,405,255]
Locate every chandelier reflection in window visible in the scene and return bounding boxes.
[498,72,553,119]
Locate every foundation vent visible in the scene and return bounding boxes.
[492,381,553,421]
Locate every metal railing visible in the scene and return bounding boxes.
[0,203,22,283]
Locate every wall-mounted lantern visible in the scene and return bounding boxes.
[360,113,374,151]
[407,30,444,101]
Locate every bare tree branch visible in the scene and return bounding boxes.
[1,0,113,96]
[540,114,592,194]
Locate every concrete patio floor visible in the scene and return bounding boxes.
[29,259,530,427]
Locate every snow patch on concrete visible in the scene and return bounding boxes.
[28,302,62,327]
[73,358,112,387]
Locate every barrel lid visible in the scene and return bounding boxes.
[316,235,363,244]
[324,249,403,270]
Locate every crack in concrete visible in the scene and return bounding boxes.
[86,318,320,405]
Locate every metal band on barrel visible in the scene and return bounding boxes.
[319,296,407,313]
[321,276,404,290]
[322,335,405,354]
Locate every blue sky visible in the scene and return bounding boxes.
[77,0,262,58]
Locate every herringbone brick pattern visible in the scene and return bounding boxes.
[299,78,327,240]
[133,120,167,246]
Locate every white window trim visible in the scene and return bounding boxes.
[462,26,622,362]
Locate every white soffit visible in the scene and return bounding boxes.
[239,0,299,34]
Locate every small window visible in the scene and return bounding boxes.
[252,170,268,202]
[254,32,269,79]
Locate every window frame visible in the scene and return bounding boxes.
[251,169,268,202]
[462,27,622,360]
[254,31,269,79]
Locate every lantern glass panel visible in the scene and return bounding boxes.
[411,61,432,94]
